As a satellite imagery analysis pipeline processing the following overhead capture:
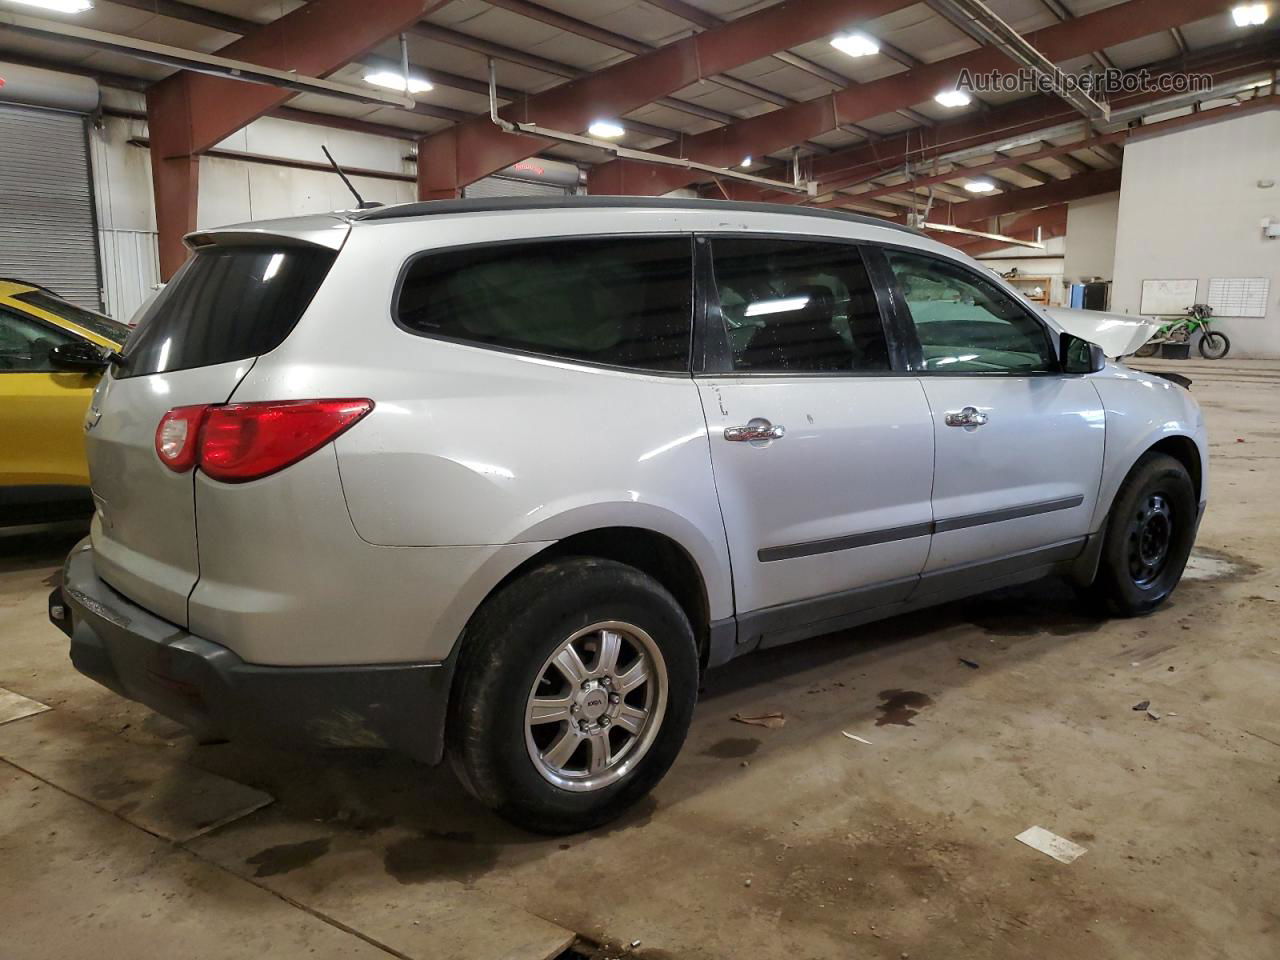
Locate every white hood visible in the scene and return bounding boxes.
[1043,306,1161,358]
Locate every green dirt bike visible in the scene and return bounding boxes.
[1134,303,1231,359]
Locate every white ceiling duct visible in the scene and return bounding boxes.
[0,61,99,113]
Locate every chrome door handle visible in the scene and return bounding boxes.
[945,406,989,428]
[725,418,786,443]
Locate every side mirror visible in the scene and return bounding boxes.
[49,341,110,372]
[1061,332,1106,374]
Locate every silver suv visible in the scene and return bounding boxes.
[51,197,1207,833]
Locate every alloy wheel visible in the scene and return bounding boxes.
[524,621,668,792]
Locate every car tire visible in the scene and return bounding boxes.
[1090,453,1197,617]
[447,556,699,834]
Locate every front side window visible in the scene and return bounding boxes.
[0,308,77,372]
[396,237,694,372]
[885,249,1057,373]
[709,237,890,374]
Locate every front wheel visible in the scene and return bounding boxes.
[447,557,698,834]
[1089,453,1197,617]
[1133,341,1160,358]
[1198,331,1230,359]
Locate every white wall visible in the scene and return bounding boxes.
[976,236,1067,306]
[198,115,415,228]
[1111,108,1280,357]
[1063,192,1119,283]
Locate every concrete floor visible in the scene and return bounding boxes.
[2,358,1278,960]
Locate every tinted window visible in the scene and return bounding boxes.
[396,237,693,372]
[885,250,1056,373]
[0,308,77,372]
[709,238,890,373]
[13,289,128,344]
[117,246,335,378]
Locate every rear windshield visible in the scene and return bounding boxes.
[13,289,129,344]
[117,245,335,378]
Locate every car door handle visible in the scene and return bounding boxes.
[945,406,989,428]
[725,418,786,442]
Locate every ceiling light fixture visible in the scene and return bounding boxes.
[935,89,973,108]
[1231,3,1269,25]
[588,120,626,139]
[363,70,433,94]
[830,33,880,58]
[964,179,997,193]
[6,0,94,11]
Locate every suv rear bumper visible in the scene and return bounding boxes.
[50,539,452,763]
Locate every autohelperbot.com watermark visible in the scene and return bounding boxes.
[955,67,1215,99]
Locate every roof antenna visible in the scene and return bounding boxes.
[322,145,381,210]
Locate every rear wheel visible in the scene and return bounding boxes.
[447,557,698,834]
[1198,331,1230,359]
[1090,453,1197,616]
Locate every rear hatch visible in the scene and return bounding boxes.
[87,224,344,625]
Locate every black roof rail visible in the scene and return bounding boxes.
[351,195,925,238]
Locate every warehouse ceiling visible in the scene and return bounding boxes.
[0,0,1276,227]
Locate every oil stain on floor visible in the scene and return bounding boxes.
[246,837,332,877]
[875,689,933,727]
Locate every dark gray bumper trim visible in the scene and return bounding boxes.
[53,539,453,764]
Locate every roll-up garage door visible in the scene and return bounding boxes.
[463,176,571,199]
[0,104,101,311]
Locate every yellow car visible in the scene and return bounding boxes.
[0,279,128,527]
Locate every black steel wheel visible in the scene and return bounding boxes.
[1089,452,1198,616]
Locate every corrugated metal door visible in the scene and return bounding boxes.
[463,176,571,199]
[0,104,101,310]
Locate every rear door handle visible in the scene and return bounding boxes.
[725,418,786,442]
[945,406,989,428]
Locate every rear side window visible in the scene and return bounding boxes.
[117,245,335,378]
[396,237,693,372]
[709,237,891,374]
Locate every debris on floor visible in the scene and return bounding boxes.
[841,732,873,744]
[1133,700,1151,711]
[1147,708,1163,721]
[0,686,51,725]
[731,711,785,729]
[1015,826,1089,864]
[958,657,980,669]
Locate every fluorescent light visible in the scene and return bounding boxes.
[935,89,973,108]
[922,222,1046,250]
[363,70,433,94]
[964,179,997,193]
[745,295,810,317]
[830,33,880,58]
[588,120,625,139]
[740,155,752,168]
[6,0,93,10]
[1231,3,1269,25]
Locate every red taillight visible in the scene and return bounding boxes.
[155,399,373,482]
[155,405,208,472]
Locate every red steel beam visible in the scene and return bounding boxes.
[587,0,1236,196]
[718,42,1275,205]
[416,0,920,199]
[148,0,451,277]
